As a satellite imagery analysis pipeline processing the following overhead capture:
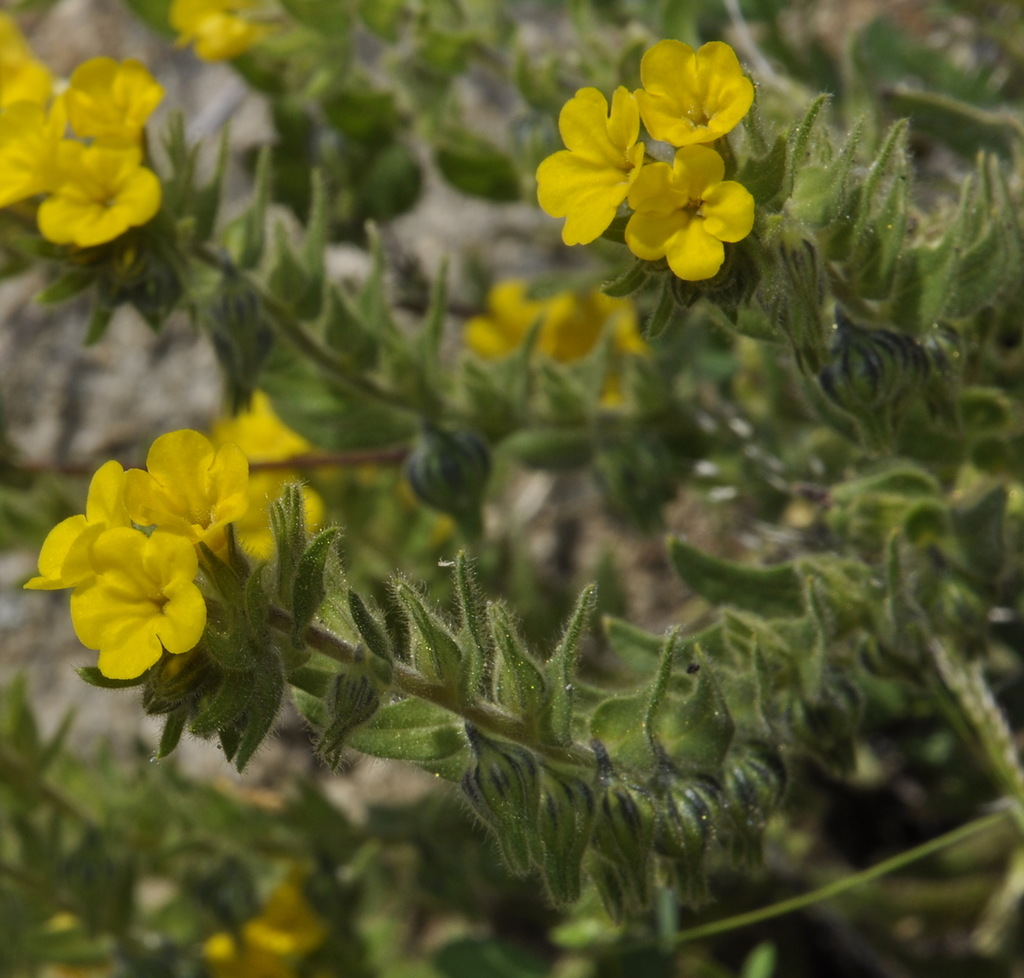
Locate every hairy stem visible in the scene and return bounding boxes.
[267,606,596,769]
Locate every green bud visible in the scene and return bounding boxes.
[204,264,274,412]
[460,726,541,877]
[535,768,596,906]
[317,667,383,768]
[97,229,183,329]
[589,759,655,913]
[594,431,677,531]
[404,425,490,537]
[188,665,256,738]
[61,826,134,936]
[655,773,721,906]
[819,310,929,418]
[720,744,787,863]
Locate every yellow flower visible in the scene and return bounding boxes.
[0,14,53,107]
[24,460,130,591]
[124,429,249,557]
[203,934,296,978]
[203,870,326,978]
[36,141,161,248]
[244,871,327,956]
[69,528,206,680]
[0,99,66,208]
[64,57,164,145]
[536,86,645,246]
[465,280,645,364]
[625,145,754,281]
[170,0,272,61]
[210,392,325,559]
[635,40,754,147]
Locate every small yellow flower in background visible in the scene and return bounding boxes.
[635,40,754,147]
[24,460,130,591]
[465,280,645,364]
[125,429,249,557]
[203,869,327,978]
[0,13,53,107]
[626,145,754,281]
[536,86,645,246]
[0,99,67,208]
[211,392,325,560]
[37,142,162,248]
[170,0,272,61]
[69,528,207,680]
[63,57,164,145]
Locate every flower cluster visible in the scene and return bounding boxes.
[536,40,756,281]
[465,280,647,404]
[211,391,325,559]
[24,431,249,680]
[203,869,329,978]
[170,0,273,61]
[0,20,163,248]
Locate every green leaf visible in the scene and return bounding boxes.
[278,0,350,31]
[76,667,145,690]
[668,537,805,619]
[394,580,463,687]
[540,585,596,746]
[435,133,521,202]
[434,937,550,978]
[348,698,466,778]
[323,87,400,144]
[292,527,341,647]
[34,269,95,305]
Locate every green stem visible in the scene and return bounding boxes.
[267,606,595,770]
[674,808,1014,944]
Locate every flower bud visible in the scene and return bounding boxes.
[317,669,382,768]
[654,774,720,904]
[404,425,490,537]
[205,266,274,411]
[535,768,596,905]
[590,780,655,912]
[460,726,541,876]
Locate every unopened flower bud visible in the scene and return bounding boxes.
[460,726,541,876]
[535,768,596,905]
[404,425,490,537]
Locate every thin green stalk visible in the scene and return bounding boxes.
[673,808,1014,944]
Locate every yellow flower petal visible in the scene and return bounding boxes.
[536,87,643,245]
[663,218,726,281]
[70,528,205,680]
[125,430,249,555]
[625,146,751,281]
[702,180,755,242]
[37,142,162,248]
[24,461,130,590]
[65,57,163,144]
[636,39,753,146]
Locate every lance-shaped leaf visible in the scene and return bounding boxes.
[668,537,805,619]
[539,585,596,746]
[348,699,466,779]
[489,603,546,720]
[347,590,394,667]
[291,528,341,650]
[393,580,463,688]
[448,552,492,700]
